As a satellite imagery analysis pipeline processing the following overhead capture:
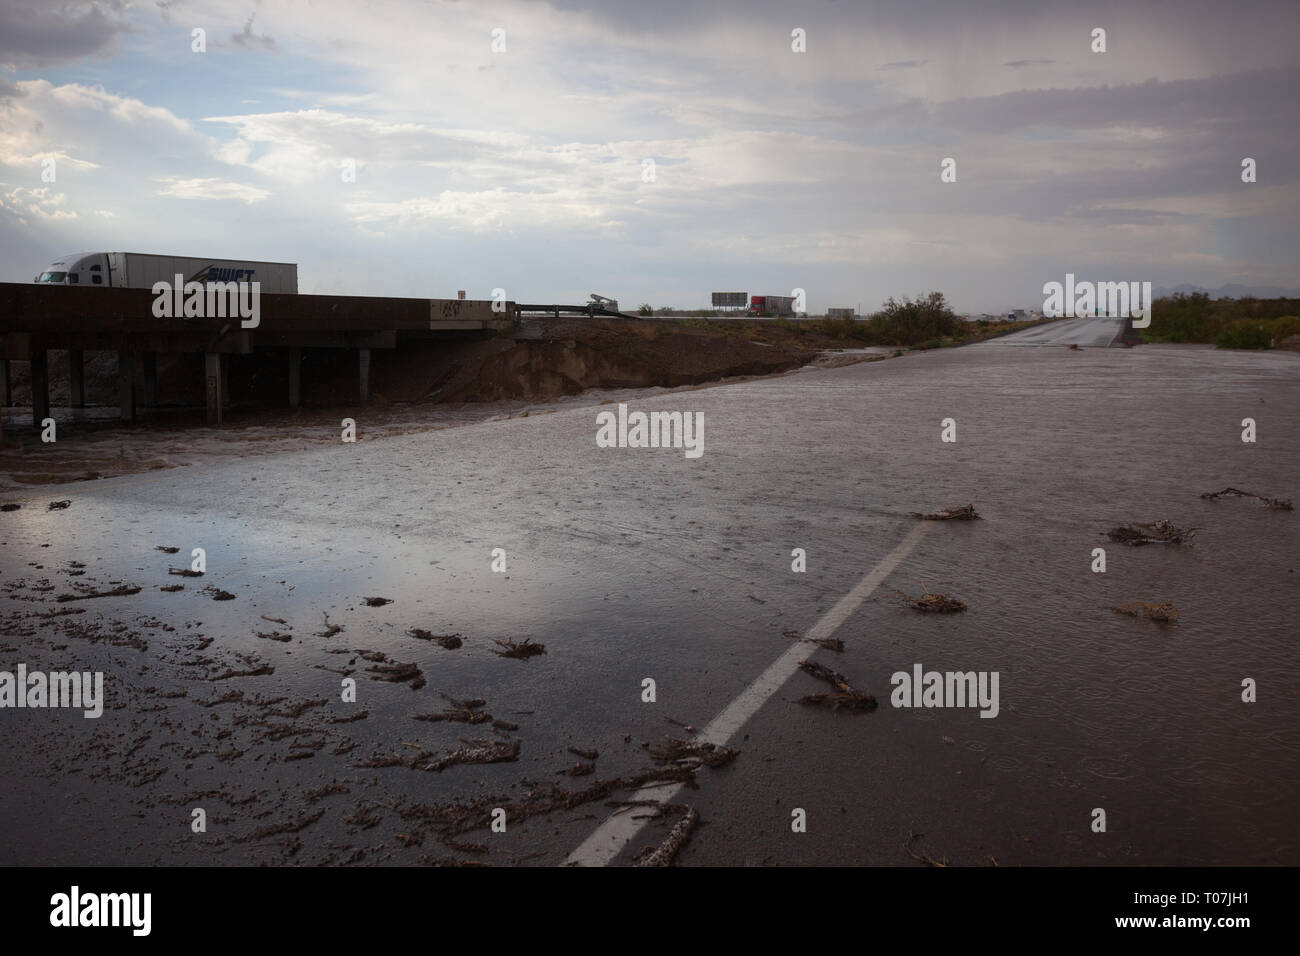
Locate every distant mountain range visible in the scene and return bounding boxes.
[1154,283,1300,299]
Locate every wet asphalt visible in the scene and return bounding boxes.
[1,320,1296,865]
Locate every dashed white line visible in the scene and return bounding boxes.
[564,521,932,866]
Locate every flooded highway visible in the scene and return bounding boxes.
[990,315,1128,347]
[1,338,1296,866]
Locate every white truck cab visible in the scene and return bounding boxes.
[35,252,110,286]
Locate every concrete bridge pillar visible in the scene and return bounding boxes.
[140,352,158,407]
[118,351,136,423]
[69,350,85,408]
[30,350,49,429]
[288,347,301,409]
[204,353,223,426]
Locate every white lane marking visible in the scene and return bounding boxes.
[565,522,932,866]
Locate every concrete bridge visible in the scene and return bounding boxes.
[0,283,515,429]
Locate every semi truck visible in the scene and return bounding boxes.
[748,295,796,317]
[33,252,298,293]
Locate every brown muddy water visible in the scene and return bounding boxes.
[0,341,1296,866]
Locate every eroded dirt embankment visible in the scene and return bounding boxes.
[429,321,815,402]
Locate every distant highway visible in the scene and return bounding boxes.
[983,315,1128,347]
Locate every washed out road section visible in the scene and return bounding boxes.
[1,342,1296,865]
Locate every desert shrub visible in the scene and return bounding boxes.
[1216,319,1273,349]
[866,292,959,346]
[1270,315,1300,340]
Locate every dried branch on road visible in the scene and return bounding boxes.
[894,582,967,613]
[797,660,877,711]
[650,737,737,769]
[410,628,463,649]
[413,696,492,724]
[366,660,426,690]
[358,737,520,772]
[906,831,949,867]
[633,803,701,867]
[56,585,142,602]
[1200,487,1293,510]
[492,638,546,659]
[1106,519,1196,545]
[783,629,844,651]
[1112,601,1179,623]
[911,504,981,520]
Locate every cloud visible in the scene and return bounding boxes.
[0,185,77,224]
[0,80,196,171]
[0,1,1297,310]
[0,0,133,69]
[231,12,275,51]
[155,176,271,203]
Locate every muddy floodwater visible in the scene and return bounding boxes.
[1,334,1297,866]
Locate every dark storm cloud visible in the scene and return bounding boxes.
[1003,59,1054,68]
[833,67,1300,136]
[0,0,132,69]
[544,0,1300,36]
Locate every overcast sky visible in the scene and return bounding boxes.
[1,0,1297,313]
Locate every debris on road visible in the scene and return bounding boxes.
[665,716,697,734]
[155,546,180,554]
[357,736,520,772]
[56,585,142,602]
[906,831,949,867]
[414,696,493,724]
[1112,601,1179,623]
[234,809,326,844]
[911,504,980,520]
[423,738,520,772]
[204,664,274,681]
[1106,519,1196,545]
[1200,487,1293,510]
[362,596,392,607]
[894,582,967,613]
[168,567,203,577]
[48,500,71,510]
[367,660,426,690]
[203,586,236,600]
[568,746,599,760]
[650,737,737,770]
[1,503,20,512]
[410,628,463,649]
[492,638,546,659]
[633,802,700,867]
[797,660,877,711]
[782,629,844,651]
[315,613,342,638]
[396,763,703,844]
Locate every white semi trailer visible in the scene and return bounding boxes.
[33,252,298,293]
